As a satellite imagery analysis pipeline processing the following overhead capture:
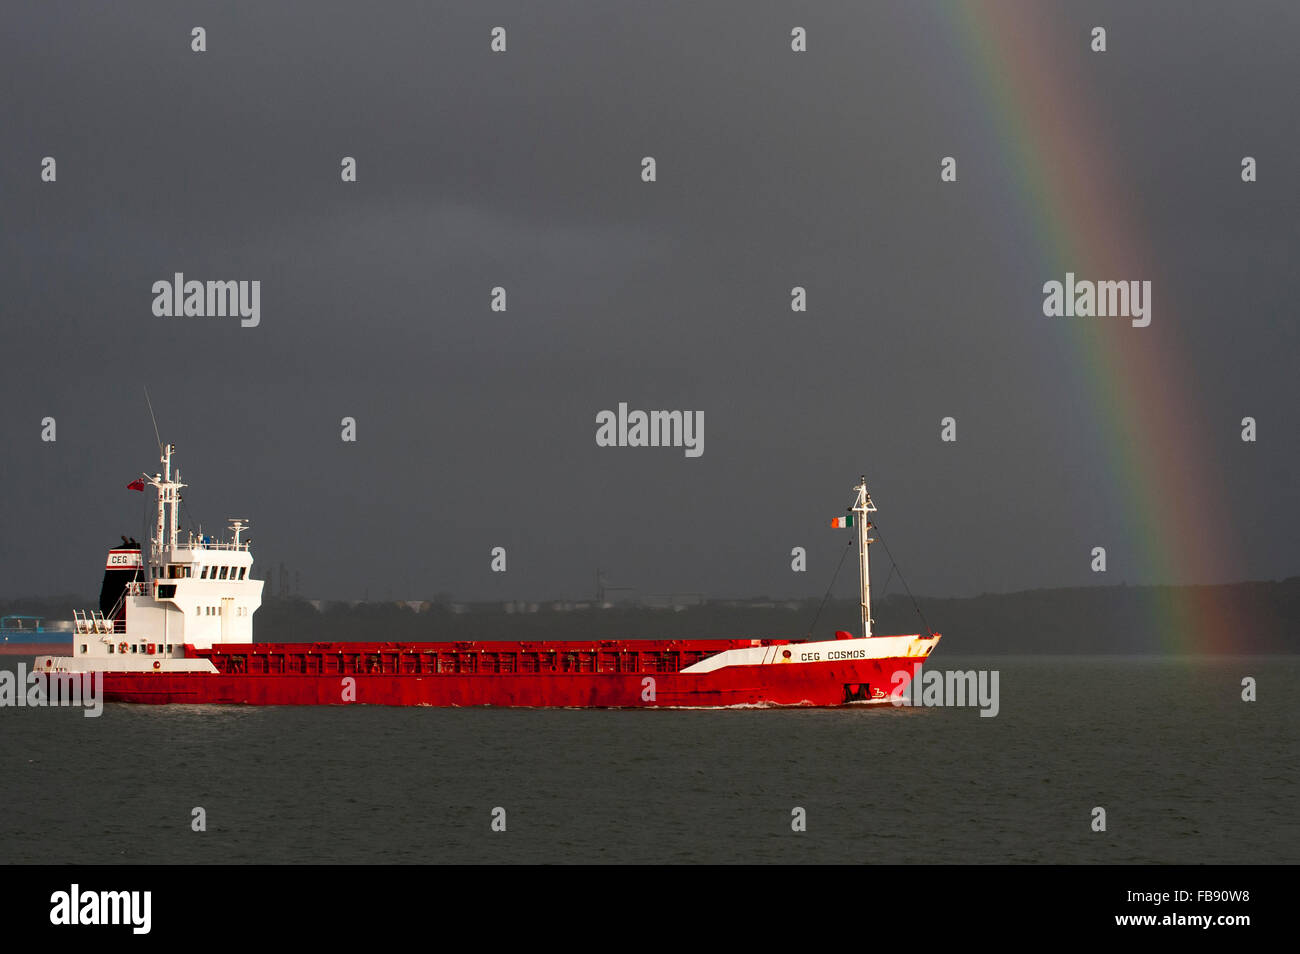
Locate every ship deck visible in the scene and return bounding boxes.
[193,638,799,677]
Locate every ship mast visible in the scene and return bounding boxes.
[144,442,186,568]
[851,476,877,638]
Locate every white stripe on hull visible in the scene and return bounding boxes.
[33,656,219,674]
[682,633,938,674]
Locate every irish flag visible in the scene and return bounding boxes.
[830,515,853,528]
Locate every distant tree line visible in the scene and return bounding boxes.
[6,578,1298,653]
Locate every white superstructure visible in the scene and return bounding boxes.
[38,442,263,674]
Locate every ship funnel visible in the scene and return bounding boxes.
[99,541,143,619]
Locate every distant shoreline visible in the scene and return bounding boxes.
[7,578,1296,654]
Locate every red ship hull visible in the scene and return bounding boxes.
[97,637,935,707]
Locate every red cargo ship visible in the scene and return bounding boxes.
[37,442,939,706]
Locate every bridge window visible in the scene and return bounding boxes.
[80,644,87,654]
[238,567,246,579]
[218,567,227,580]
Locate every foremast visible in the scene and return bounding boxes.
[851,476,877,638]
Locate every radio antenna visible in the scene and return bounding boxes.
[144,386,162,453]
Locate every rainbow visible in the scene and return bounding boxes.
[937,1,1244,651]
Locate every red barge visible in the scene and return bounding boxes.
[37,442,939,706]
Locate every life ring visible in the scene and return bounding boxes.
[118,641,128,655]
[153,660,161,671]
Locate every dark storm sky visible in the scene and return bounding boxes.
[1,2,1295,602]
